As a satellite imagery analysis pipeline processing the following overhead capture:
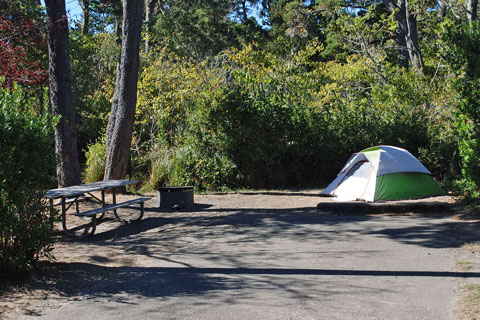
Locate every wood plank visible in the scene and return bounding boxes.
[76,197,150,217]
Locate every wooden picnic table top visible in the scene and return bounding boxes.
[44,180,139,199]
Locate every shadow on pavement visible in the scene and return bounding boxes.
[7,204,480,317]
[69,205,480,250]
[75,207,369,243]
[25,261,480,303]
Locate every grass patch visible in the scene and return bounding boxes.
[457,261,474,271]
[461,242,480,253]
[458,284,480,320]
[463,284,480,301]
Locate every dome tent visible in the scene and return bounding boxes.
[320,145,446,202]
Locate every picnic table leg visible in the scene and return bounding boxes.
[61,196,97,238]
[97,190,106,220]
[114,199,145,223]
[61,197,67,232]
[49,199,54,231]
[112,191,117,217]
[140,201,145,220]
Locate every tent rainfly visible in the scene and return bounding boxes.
[321,145,446,202]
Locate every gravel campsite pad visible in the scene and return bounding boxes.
[2,190,480,320]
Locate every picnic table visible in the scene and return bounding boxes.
[45,180,150,237]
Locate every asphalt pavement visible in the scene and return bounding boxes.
[19,201,480,320]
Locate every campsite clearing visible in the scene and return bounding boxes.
[1,190,479,320]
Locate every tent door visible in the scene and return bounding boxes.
[333,160,373,201]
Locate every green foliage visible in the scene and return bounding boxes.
[443,21,480,200]
[83,138,106,183]
[266,0,324,52]
[70,32,119,156]
[151,0,241,59]
[133,43,457,190]
[136,50,237,191]
[149,147,172,189]
[0,81,56,276]
[220,48,455,186]
[69,0,467,195]
[88,0,122,33]
[148,145,236,191]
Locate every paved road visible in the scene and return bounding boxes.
[19,196,480,320]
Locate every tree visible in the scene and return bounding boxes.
[443,21,480,198]
[144,0,159,53]
[401,0,424,73]
[438,0,448,18]
[467,0,478,22]
[151,0,238,59]
[0,0,47,88]
[104,0,143,181]
[230,0,267,44]
[45,0,81,187]
[79,0,90,34]
[385,0,424,73]
[87,0,122,34]
[269,1,322,41]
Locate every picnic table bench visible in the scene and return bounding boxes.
[45,180,150,238]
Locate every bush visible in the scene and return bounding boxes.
[217,47,455,187]
[83,139,106,183]
[149,147,173,189]
[134,44,457,191]
[443,21,480,200]
[148,144,236,191]
[137,50,237,191]
[0,82,56,276]
[70,32,119,157]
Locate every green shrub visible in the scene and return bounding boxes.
[148,144,236,191]
[71,32,119,157]
[149,148,173,189]
[0,82,56,276]
[83,139,106,183]
[217,48,455,187]
[169,145,236,191]
[134,44,457,191]
[443,21,480,200]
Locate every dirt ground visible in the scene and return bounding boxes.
[0,190,475,319]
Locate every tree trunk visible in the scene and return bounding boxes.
[104,0,144,181]
[115,18,122,44]
[438,0,448,18]
[145,0,150,54]
[404,0,424,73]
[241,0,248,23]
[468,0,478,22]
[144,0,159,53]
[45,0,81,187]
[80,0,90,35]
[393,0,410,70]
[386,0,424,73]
[146,0,162,54]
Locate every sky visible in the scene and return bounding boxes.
[40,0,83,25]
[42,0,266,29]
[65,0,83,23]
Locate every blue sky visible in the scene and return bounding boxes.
[65,0,83,22]
[42,1,266,28]
[40,0,83,24]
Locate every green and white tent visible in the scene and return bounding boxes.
[321,145,446,202]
